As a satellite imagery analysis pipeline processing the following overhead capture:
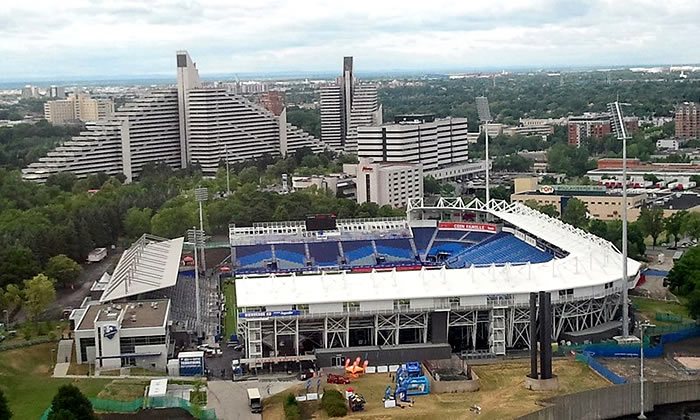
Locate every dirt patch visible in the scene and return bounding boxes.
[263,359,609,420]
[97,380,147,401]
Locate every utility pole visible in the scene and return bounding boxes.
[195,187,208,273]
[637,320,655,419]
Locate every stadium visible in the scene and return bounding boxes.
[233,197,642,369]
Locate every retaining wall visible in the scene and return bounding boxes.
[516,380,700,420]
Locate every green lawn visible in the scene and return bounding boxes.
[223,280,237,338]
[0,342,111,419]
[632,296,691,325]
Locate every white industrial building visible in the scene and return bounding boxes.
[23,51,326,183]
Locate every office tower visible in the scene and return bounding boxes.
[44,94,115,124]
[21,85,39,99]
[24,51,326,183]
[48,86,65,98]
[356,114,469,173]
[675,102,699,138]
[320,57,381,152]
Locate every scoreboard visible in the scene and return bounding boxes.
[305,214,337,231]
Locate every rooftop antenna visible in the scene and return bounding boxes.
[608,100,632,337]
[476,96,492,208]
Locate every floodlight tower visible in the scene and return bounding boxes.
[187,227,205,335]
[608,101,632,337]
[194,187,208,272]
[476,96,492,207]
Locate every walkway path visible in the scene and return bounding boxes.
[52,339,73,376]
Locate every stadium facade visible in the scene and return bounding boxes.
[23,51,326,183]
[232,198,641,369]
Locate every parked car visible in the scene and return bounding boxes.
[326,373,350,384]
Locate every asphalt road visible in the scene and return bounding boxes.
[207,380,262,420]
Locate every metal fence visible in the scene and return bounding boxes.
[576,352,627,384]
[40,397,217,420]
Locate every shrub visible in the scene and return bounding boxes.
[283,393,301,420]
[321,389,347,417]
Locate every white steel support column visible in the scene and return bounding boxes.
[323,317,328,349]
[295,318,299,356]
[273,319,278,357]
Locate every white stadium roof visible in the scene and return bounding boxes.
[236,199,641,307]
[100,234,184,302]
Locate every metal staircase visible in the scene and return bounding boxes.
[489,307,507,355]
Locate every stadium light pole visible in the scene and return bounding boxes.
[187,228,204,336]
[476,96,492,208]
[637,320,655,419]
[608,101,632,337]
[195,187,208,273]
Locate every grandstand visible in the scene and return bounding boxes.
[234,198,642,369]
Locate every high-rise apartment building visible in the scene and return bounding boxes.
[320,57,381,152]
[356,114,470,179]
[44,94,115,125]
[23,51,326,183]
[675,102,699,138]
[567,113,638,147]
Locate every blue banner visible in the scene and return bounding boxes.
[238,310,301,319]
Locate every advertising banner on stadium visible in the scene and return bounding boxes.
[238,310,301,319]
[437,222,498,233]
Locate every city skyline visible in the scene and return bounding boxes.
[2,0,700,80]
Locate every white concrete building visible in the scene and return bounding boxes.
[356,115,471,179]
[23,50,326,182]
[347,158,423,207]
[73,299,170,371]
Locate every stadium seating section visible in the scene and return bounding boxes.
[231,227,554,274]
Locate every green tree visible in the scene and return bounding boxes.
[0,246,40,288]
[238,167,260,185]
[561,198,588,229]
[637,206,665,247]
[23,273,56,321]
[522,199,540,210]
[682,212,700,242]
[3,283,23,314]
[423,176,441,195]
[0,388,11,419]
[539,204,560,218]
[45,255,82,288]
[665,211,688,247]
[123,207,152,238]
[46,172,78,192]
[151,205,197,238]
[47,384,97,420]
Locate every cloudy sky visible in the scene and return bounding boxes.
[1,0,699,80]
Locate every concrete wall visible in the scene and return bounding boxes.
[423,361,480,393]
[516,380,700,420]
[315,344,451,368]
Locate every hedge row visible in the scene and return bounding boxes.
[284,393,301,420]
[321,389,347,417]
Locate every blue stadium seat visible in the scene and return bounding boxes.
[434,230,469,241]
[274,243,307,268]
[235,245,273,268]
[308,241,340,266]
[343,240,376,265]
[375,239,415,262]
[446,233,552,268]
[411,227,436,255]
[462,231,493,243]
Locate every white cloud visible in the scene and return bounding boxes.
[0,0,698,79]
